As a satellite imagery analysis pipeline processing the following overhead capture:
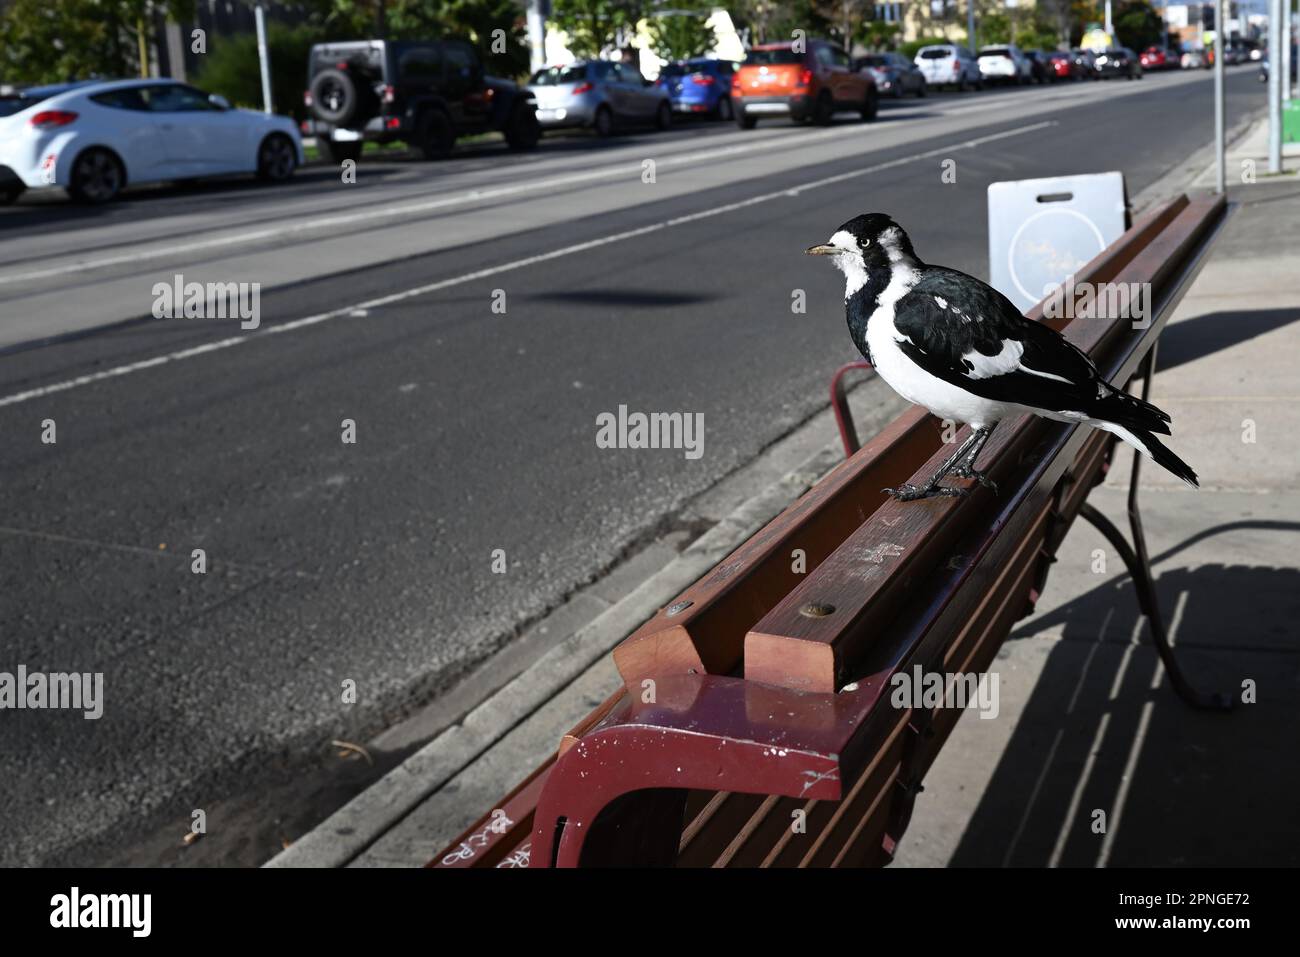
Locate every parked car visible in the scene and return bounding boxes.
[1139,46,1178,70]
[303,38,539,162]
[1094,47,1142,79]
[1023,50,1051,83]
[1045,51,1083,81]
[656,58,740,119]
[1180,49,1209,70]
[853,52,927,98]
[731,40,877,129]
[1071,49,1101,78]
[0,77,302,205]
[977,45,1034,85]
[529,60,671,135]
[915,44,983,91]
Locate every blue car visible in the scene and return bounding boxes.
[656,58,741,120]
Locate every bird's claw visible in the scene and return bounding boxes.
[951,466,998,492]
[883,484,969,501]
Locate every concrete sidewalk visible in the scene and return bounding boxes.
[271,127,1299,870]
[895,171,1300,866]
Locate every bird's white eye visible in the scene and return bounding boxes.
[862,239,871,247]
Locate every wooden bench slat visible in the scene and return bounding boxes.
[613,407,938,688]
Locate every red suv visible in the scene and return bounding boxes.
[731,40,877,129]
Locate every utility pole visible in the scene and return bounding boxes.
[1104,0,1113,36]
[1214,0,1226,192]
[968,0,977,52]
[1269,0,1283,173]
[255,5,274,114]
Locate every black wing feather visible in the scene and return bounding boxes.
[891,268,1171,434]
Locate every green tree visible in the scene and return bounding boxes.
[645,6,718,62]
[0,0,194,85]
[308,0,530,79]
[550,0,643,59]
[1113,1,1163,51]
[194,23,327,120]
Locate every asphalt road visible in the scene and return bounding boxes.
[0,67,1264,866]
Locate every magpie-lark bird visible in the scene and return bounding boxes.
[807,213,1198,500]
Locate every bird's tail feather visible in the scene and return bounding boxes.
[1091,390,1173,436]
[1095,421,1199,488]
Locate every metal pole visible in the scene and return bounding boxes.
[1214,0,1226,192]
[1284,0,1293,101]
[968,0,976,53]
[1105,0,1113,36]
[255,5,274,114]
[1269,0,1284,172]
[527,0,547,73]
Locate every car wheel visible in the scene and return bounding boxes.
[957,75,968,92]
[654,101,672,131]
[593,105,614,137]
[309,69,360,126]
[414,109,456,160]
[813,91,834,125]
[0,187,23,205]
[917,80,928,98]
[860,89,878,121]
[504,103,541,150]
[317,139,362,165]
[717,96,733,121]
[69,148,123,204]
[737,111,757,130]
[257,133,297,182]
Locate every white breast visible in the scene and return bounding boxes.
[864,276,1018,430]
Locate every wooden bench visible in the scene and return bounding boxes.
[431,192,1231,869]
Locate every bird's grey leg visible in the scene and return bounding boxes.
[884,428,981,501]
[950,425,998,491]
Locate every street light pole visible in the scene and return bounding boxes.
[1214,0,1226,193]
[968,0,976,53]
[255,5,274,114]
[1269,0,1283,173]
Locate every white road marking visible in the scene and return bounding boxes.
[0,120,941,287]
[0,119,1055,410]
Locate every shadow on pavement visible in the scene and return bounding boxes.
[1157,308,1300,371]
[528,288,720,308]
[949,520,1300,866]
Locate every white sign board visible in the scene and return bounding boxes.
[987,172,1128,314]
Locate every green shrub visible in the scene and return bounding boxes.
[194,23,326,122]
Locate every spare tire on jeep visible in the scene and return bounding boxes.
[309,68,361,126]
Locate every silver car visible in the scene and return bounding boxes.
[527,60,672,136]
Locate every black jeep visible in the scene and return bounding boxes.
[303,39,540,163]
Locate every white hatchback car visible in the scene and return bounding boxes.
[0,78,304,204]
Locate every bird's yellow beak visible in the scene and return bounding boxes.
[805,243,837,256]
